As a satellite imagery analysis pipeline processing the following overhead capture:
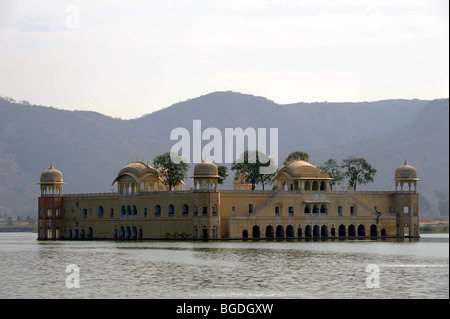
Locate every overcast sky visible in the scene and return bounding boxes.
[0,0,448,119]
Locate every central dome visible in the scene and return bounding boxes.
[192,160,220,178]
[40,163,64,184]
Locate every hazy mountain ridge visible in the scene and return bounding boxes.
[0,92,447,217]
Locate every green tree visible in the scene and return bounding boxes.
[232,150,277,190]
[320,158,344,191]
[217,165,228,185]
[283,151,309,165]
[153,152,189,191]
[341,156,377,191]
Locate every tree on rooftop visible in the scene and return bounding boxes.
[153,152,189,191]
[341,156,377,191]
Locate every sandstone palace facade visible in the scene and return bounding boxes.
[37,158,420,240]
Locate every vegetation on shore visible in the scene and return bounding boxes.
[419,223,449,233]
[0,216,37,232]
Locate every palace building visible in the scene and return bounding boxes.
[37,158,420,240]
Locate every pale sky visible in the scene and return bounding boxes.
[0,0,448,119]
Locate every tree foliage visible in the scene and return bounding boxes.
[320,158,344,191]
[153,152,189,191]
[283,151,309,165]
[231,150,277,190]
[341,156,377,191]
[217,165,228,185]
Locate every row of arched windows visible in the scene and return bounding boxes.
[304,204,328,215]
[242,224,386,239]
[74,204,200,219]
[280,180,328,191]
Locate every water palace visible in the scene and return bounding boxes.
[37,158,420,240]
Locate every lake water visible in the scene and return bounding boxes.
[0,232,448,299]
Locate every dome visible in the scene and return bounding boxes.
[192,160,220,178]
[277,159,331,179]
[40,163,64,184]
[395,159,419,181]
[283,160,317,176]
[112,160,159,185]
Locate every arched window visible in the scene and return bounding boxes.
[126,226,131,239]
[182,204,189,217]
[132,205,137,217]
[126,205,131,217]
[312,204,319,214]
[320,205,327,214]
[121,206,126,217]
[320,181,326,191]
[312,181,319,191]
[132,226,137,239]
[304,205,311,215]
[304,181,311,191]
[168,204,175,217]
[97,206,103,218]
[155,205,161,217]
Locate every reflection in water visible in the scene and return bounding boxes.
[0,233,448,298]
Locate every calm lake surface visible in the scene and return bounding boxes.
[0,232,448,299]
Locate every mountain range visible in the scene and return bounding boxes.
[0,91,448,217]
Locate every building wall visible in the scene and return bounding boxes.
[38,189,418,240]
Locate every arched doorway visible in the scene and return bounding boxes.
[357,224,365,237]
[348,224,356,237]
[243,229,248,238]
[265,225,274,238]
[338,225,346,237]
[305,225,312,237]
[252,225,260,238]
[321,225,328,237]
[313,225,320,237]
[276,225,284,238]
[370,224,377,237]
[286,225,294,238]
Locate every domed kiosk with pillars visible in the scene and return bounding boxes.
[394,159,420,192]
[191,157,220,191]
[37,157,421,240]
[38,163,66,196]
